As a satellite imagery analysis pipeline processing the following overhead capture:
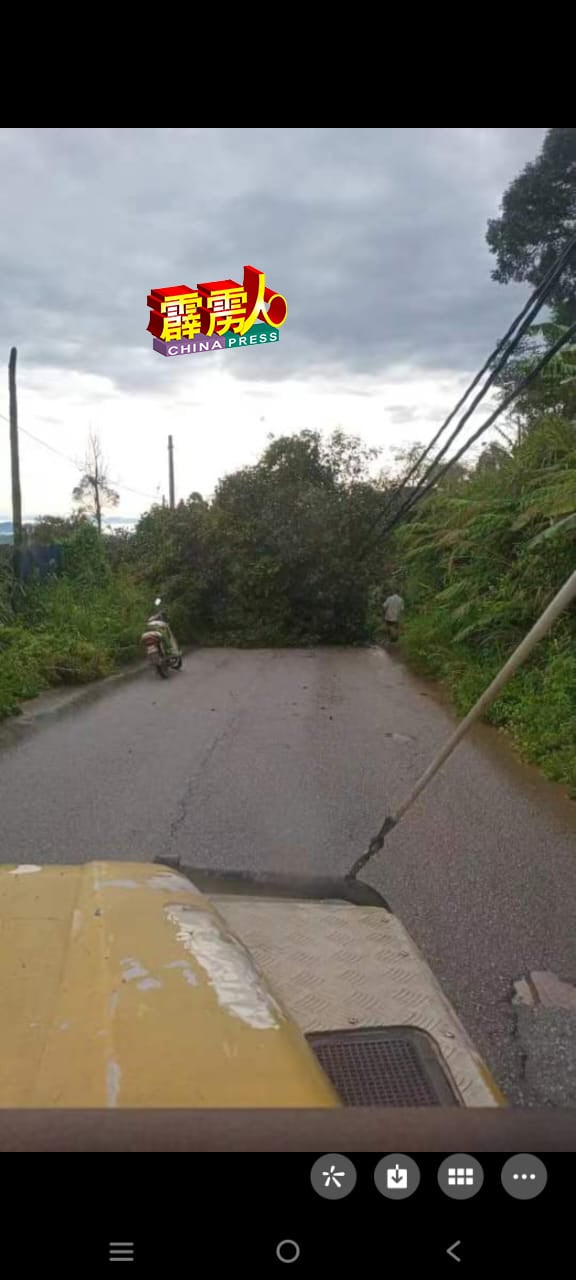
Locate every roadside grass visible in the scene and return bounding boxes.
[402,612,576,794]
[0,574,149,720]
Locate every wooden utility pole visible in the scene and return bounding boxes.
[168,434,175,509]
[8,347,23,576]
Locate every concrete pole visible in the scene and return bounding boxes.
[168,435,175,509]
[8,347,23,577]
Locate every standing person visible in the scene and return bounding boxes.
[383,590,405,643]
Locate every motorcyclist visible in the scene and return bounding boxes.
[145,600,180,659]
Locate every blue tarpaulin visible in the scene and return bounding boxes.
[20,544,64,581]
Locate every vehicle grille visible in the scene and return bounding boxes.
[307,1026,460,1106]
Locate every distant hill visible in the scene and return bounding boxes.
[0,516,137,544]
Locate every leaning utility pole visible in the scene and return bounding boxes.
[8,347,23,576]
[168,434,175,509]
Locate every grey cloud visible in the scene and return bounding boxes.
[387,406,419,425]
[0,127,547,392]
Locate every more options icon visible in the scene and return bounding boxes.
[501,1154,547,1200]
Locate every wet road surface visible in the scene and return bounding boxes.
[1,645,575,1104]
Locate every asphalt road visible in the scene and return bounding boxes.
[1,645,575,1105]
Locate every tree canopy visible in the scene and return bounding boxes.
[128,430,390,645]
[73,432,120,533]
[486,128,576,322]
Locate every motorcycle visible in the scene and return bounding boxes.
[141,597,183,678]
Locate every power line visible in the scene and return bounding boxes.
[357,230,576,557]
[365,318,576,549]
[383,321,576,537]
[365,236,576,550]
[392,233,576,489]
[0,412,158,503]
[19,423,78,466]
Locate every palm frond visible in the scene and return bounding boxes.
[528,512,576,549]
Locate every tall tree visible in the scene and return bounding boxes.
[73,432,120,533]
[486,129,576,321]
[131,431,384,645]
[494,320,576,430]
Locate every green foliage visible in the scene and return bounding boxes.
[129,432,386,646]
[495,322,576,425]
[61,522,112,587]
[486,128,576,321]
[398,416,576,790]
[0,560,14,626]
[504,647,576,787]
[0,621,116,718]
[25,513,90,543]
[528,511,576,548]
[4,386,576,803]
[128,494,212,642]
[0,562,149,720]
[401,127,576,791]
[1,430,390,718]
[0,625,51,714]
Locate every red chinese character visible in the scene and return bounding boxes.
[240,265,288,334]
[196,279,248,336]
[147,286,201,342]
[198,267,288,336]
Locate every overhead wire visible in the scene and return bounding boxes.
[356,231,576,558]
[385,249,573,488]
[366,318,576,549]
[4,234,576,533]
[0,411,158,504]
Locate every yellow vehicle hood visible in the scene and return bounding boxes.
[0,861,337,1109]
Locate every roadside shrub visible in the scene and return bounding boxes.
[0,570,149,720]
[395,415,576,792]
[0,625,49,716]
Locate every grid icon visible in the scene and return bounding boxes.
[447,1167,474,1186]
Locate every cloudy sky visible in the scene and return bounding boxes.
[0,127,546,519]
